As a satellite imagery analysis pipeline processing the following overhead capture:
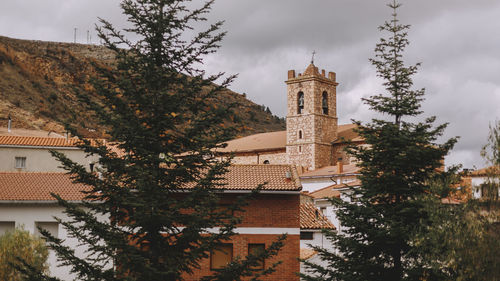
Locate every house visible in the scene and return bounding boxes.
[0,129,98,173]
[298,201,335,278]
[0,172,94,280]
[184,164,302,280]
[470,166,500,199]
[0,130,303,280]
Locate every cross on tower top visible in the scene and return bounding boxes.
[311,50,316,64]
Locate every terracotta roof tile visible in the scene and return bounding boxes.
[300,248,317,260]
[0,172,88,201]
[0,136,81,147]
[310,180,361,199]
[332,123,363,143]
[0,135,108,148]
[300,202,335,230]
[192,164,302,191]
[217,131,287,153]
[218,124,361,154]
[470,166,499,177]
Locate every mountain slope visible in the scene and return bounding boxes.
[0,36,284,137]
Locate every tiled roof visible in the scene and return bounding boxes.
[310,180,361,199]
[217,131,287,153]
[470,166,499,177]
[300,164,360,178]
[0,136,81,147]
[218,124,361,154]
[192,165,302,191]
[0,172,88,201]
[332,123,363,143]
[0,135,108,149]
[300,202,335,230]
[300,248,318,260]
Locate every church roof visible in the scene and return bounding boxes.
[218,124,361,154]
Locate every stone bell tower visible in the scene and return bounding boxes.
[285,63,339,171]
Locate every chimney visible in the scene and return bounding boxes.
[285,170,292,179]
[337,161,343,174]
[7,114,12,133]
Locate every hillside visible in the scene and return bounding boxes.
[0,36,284,138]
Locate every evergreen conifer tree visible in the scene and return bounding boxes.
[20,0,284,280]
[302,1,457,280]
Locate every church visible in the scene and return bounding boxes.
[218,62,364,192]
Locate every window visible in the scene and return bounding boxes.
[248,244,265,269]
[297,92,304,114]
[322,92,328,115]
[15,157,26,169]
[211,243,233,270]
[300,231,313,240]
[0,222,15,235]
[263,160,270,164]
[298,130,303,139]
[299,146,302,153]
[35,222,59,238]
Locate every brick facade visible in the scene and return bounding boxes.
[185,234,300,281]
[186,193,300,280]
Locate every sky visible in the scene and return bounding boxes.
[0,0,499,169]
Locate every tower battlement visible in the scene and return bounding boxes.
[287,64,336,82]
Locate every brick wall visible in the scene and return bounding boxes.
[184,193,300,280]
[184,234,300,281]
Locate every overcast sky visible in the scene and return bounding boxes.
[1,0,499,169]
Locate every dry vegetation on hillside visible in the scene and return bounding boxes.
[0,36,284,138]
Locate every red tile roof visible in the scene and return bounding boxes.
[0,136,81,147]
[218,124,361,154]
[300,248,318,260]
[0,172,88,201]
[0,165,300,202]
[300,202,335,230]
[217,131,287,153]
[310,180,361,199]
[189,165,302,191]
[470,166,499,177]
[300,164,360,178]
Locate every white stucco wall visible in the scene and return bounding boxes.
[0,147,97,172]
[0,204,108,281]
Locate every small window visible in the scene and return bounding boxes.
[300,231,313,240]
[15,157,26,169]
[298,130,303,139]
[299,146,302,153]
[263,160,270,164]
[35,222,59,238]
[322,92,328,115]
[211,244,233,270]
[0,222,15,235]
[248,244,265,269]
[297,92,304,114]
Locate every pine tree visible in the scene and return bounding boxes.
[20,0,284,280]
[302,1,457,280]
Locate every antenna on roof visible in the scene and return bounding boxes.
[74,28,77,43]
[7,114,12,133]
[311,50,316,64]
